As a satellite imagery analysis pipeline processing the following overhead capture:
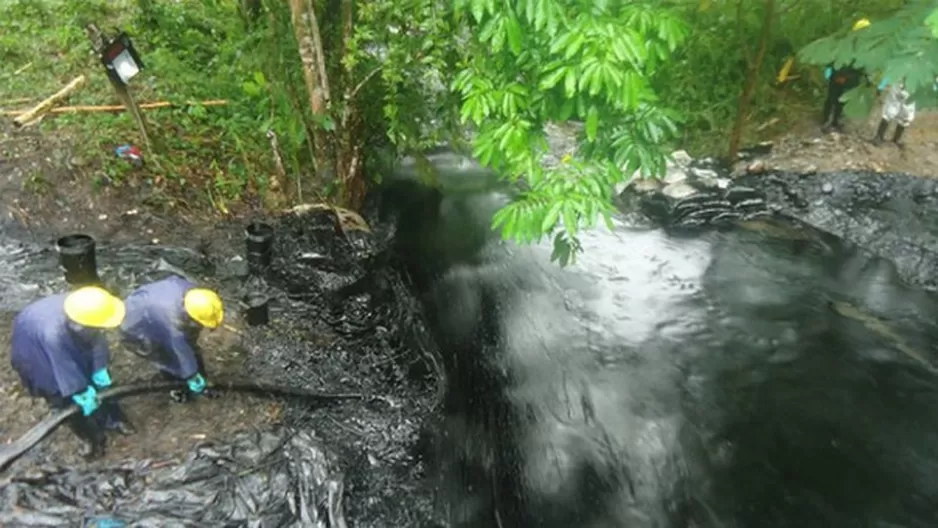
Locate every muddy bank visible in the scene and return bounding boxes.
[622,148,938,292]
[738,170,938,291]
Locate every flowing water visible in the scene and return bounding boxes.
[385,159,938,527]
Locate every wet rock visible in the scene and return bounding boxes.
[662,182,697,199]
[669,150,693,168]
[737,140,774,160]
[697,177,732,190]
[631,178,663,194]
[664,168,688,184]
[821,182,833,194]
[747,160,767,174]
[691,168,720,180]
[804,165,818,175]
[618,150,772,229]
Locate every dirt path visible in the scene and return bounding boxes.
[749,107,938,176]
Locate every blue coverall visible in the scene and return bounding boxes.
[10,293,126,449]
[120,275,207,390]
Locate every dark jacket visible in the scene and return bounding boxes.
[10,294,109,399]
[120,275,202,379]
[825,62,864,91]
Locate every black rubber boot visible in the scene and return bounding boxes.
[873,119,888,144]
[99,402,137,436]
[66,415,107,460]
[892,125,906,147]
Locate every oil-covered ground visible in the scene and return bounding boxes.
[0,194,443,525]
[2,109,938,526]
[0,311,278,467]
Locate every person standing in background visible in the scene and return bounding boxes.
[821,18,872,132]
[873,77,915,147]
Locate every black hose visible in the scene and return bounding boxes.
[0,377,379,473]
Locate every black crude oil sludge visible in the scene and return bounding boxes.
[243,292,270,326]
[245,221,274,277]
[55,234,101,287]
[243,221,274,326]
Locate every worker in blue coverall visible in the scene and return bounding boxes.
[120,275,224,402]
[10,286,135,459]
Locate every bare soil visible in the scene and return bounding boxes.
[746,105,938,177]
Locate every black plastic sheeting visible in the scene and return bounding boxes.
[2,429,344,527]
[0,205,444,527]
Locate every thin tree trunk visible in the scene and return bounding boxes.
[337,0,367,210]
[289,0,335,202]
[289,0,330,114]
[727,0,775,163]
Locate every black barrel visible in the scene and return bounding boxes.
[245,221,274,276]
[244,293,270,326]
[55,234,101,287]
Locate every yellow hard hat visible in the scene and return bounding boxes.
[183,288,224,329]
[64,286,126,329]
[852,18,871,31]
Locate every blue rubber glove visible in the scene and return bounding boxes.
[91,368,112,388]
[187,373,206,394]
[878,78,889,91]
[86,519,127,528]
[71,386,100,417]
[823,66,833,81]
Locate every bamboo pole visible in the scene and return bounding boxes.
[2,99,228,116]
[12,75,86,127]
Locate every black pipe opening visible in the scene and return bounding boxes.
[55,234,101,287]
[244,293,270,326]
[245,221,274,277]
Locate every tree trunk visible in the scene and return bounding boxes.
[289,0,330,115]
[289,0,337,205]
[727,0,775,163]
[337,0,367,210]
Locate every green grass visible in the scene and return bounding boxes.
[0,0,316,213]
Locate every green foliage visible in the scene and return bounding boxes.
[347,0,464,156]
[799,0,938,118]
[7,0,933,266]
[928,8,938,37]
[451,0,686,265]
[654,0,906,155]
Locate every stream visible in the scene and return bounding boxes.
[386,154,938,527]
[1,153,938,526]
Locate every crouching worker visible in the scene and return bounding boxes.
[10,286,135,459]
[120,275,224,402]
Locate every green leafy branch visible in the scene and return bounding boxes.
[451,0,687,265]
[799,0,938,118]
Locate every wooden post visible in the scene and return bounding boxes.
[85,24,153,152]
